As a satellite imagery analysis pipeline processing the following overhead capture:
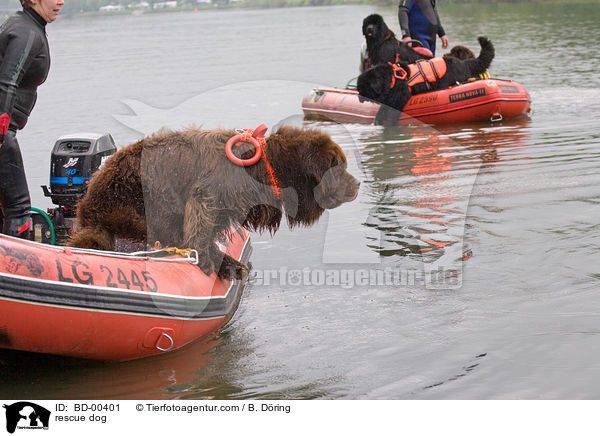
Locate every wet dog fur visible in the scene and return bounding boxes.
[67,126,360,280]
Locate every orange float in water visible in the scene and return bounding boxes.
[0,229,250,361]
[302,79,531,125]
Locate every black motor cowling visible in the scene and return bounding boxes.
[43,133,116,208]
[34,133,117,244]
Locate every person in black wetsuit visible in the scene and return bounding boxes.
[0,0,63,238]
[398,0,448,56]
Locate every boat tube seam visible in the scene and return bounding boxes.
[0,295,230,321]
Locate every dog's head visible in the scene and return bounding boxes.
[448,45,475,60]
[362,14,390,43]
[267,126,360,227]
[357,64,392,103]
[357,63,412,113]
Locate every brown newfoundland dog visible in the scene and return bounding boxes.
[67,126,360,280]
[357,36,494,124]
[448,45,476,60]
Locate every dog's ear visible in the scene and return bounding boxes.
[373,14,385,28]
[357,71,377,101]
[376,17,389,39]
[357,65,393,102]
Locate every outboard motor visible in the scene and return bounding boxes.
[33,133,117,245]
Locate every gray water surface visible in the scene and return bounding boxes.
[1,2,600,399]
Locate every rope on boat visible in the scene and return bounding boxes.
[55,245,200,264]
[129,247,199,264]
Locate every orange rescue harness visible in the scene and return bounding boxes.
[225,124,283,199]
[389,57,448,93]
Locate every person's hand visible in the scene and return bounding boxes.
[0,113,9,146]
[441,35,449,49]
[402,36,412,47]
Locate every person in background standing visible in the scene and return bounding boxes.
[0,0,63,238]
[398,0,448,56]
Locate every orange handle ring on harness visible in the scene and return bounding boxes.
[389,63,408,80]
[225,133,262,166]
[388,62,408,89]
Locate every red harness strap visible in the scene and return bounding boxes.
[384,32,402,65]
[388,62,409,88]
[253,130,283,200]
[225,124,283,199]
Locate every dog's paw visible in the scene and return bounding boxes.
[216,256,249,281]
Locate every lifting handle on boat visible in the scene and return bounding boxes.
[155,332,174,352]
[490,112,503,122]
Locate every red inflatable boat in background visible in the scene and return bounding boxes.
[302,79,531,125]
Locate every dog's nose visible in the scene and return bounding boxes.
[347,177,360,201]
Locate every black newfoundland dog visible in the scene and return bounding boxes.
[362,13,431,69]
[357,36,495,124]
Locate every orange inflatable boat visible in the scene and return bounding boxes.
[0,229,250,361]
[302,79,531,125]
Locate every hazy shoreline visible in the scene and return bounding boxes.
[2,0,598,19]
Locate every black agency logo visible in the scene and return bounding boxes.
[3,402,50,433]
